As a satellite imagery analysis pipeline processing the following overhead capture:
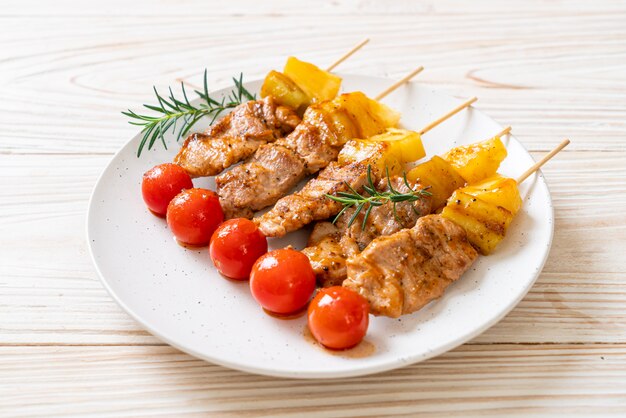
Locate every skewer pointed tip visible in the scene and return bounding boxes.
[419,96,478,135]
[411,66,425,76]
[325,38,371,72]
[496,126,512,138]
[374,66,425,101]
[516,138,570,184]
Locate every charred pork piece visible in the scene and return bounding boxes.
[174,96,300,177]
[343,215,478,318]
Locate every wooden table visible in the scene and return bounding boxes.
[2,1,625,416]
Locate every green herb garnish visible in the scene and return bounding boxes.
[123,71,255,157]
[326,165,431,230]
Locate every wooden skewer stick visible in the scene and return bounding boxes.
[495,126,512,138]
[375,66,425,101]
[419,97,478,135]
[325,38,370,72]
[179,40,370,90]
[473,126,511,143]
[516,139,570,184]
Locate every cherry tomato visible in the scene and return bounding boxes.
[142,163,193,216]
[166,188,224,246]
[209,219,268,280]
[249,249,316,314]
[307,286,369,350]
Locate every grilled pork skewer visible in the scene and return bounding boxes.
[174,41,369,178]
[303,127,511,287]
[217,68,424,219]
[255,97,477,237]
[344,140,570,318]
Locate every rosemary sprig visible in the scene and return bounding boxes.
[325,165,432,230]
[122,71,256,157]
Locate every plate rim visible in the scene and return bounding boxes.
[86,74,555,378]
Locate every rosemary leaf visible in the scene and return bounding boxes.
[362,204,374,230]
[347,202,365,228]
[332,205,351,225]
[325,164,432,230]
[124,71,255,157]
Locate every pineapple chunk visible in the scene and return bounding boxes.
[441,191,514,255]
[338,129,424,177]
[260,70,310,113]
[369,128,425,164]
[304,98,362,147]
[443,136,508,184]
[338,92,401,139]
[284,57,342,103]
[406,156,466,209]
[306,92,401,146]
[462,174,522,215]
[338,140,393,176]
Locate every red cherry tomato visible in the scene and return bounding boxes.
[249,249,316,314]
[142,163,193,216]
[209,218,268,280]
[166,188,224,246]
[307,286,369,350]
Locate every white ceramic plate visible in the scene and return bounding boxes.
[87,74,553,379]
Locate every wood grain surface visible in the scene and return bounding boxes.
[1,1,625,416]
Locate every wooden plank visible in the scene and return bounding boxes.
[0,151,624,345]
[0,12,625,154]
[1,344,625,417]
[2,0,626,16]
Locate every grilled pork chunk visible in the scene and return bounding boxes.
[255,161,370,237]
[303,222,346,287]
[301,176,432,287]
[217,118,342,219]
[343,215,478,318]
[216,143,306,219]
[174,97,300,177]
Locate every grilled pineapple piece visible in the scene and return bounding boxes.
[370,128,425,164]
[406,156,466,209]
[283,57,342,104]
[339,92,401,139]
[441,190,514,255]
[260,70,310,113]
[462,175,522,215]
[338,140,392,176]
[443,136,508,184]
[305,98,362,146]
[339,129,425,176]
[306,92,401,147]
